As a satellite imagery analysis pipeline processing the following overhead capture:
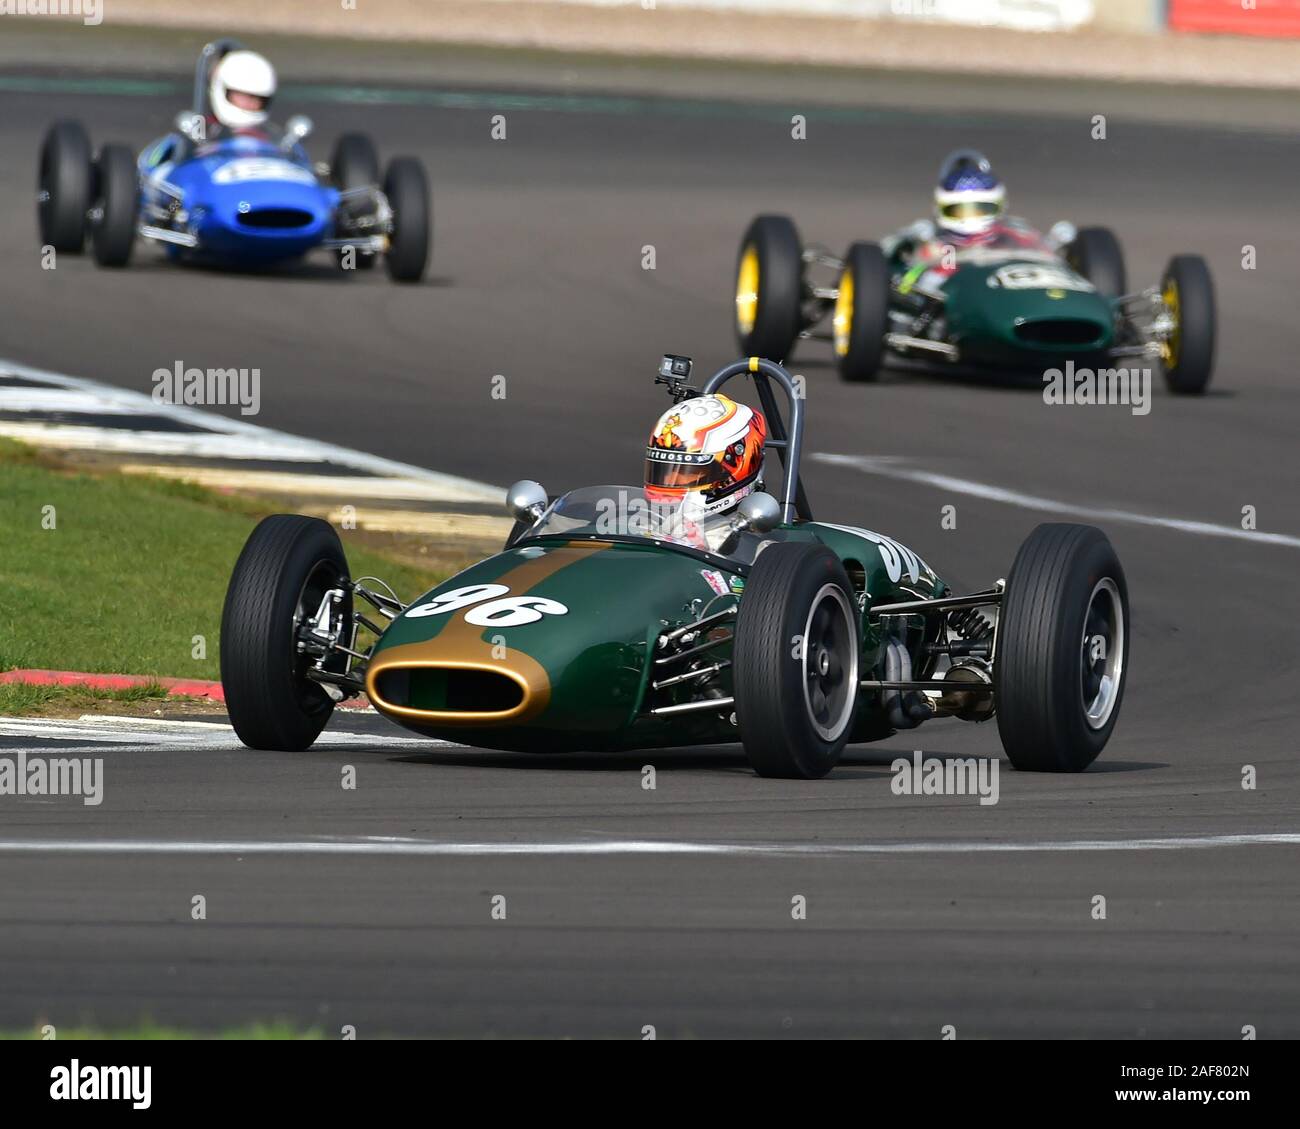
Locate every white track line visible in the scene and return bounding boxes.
[815,453,1300,550]
[0,357,501,502]
[0,388,149,413]
[75,716,230,729]
[0,834,1297,857]
[0,715,451,749]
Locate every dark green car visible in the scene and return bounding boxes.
[221,357,1129,779]
[735,213,1217,394]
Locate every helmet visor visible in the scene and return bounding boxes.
[939,200,1001,222]
[645,449,726,494]
[227,89,270,112]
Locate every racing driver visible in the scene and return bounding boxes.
[206,48,279,137]
[644,393,767,553]
[883,149,1056,295]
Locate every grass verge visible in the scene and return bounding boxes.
[0,438,452,683]
[0,681,213,719]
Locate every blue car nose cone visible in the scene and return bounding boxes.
[173,144,338,264]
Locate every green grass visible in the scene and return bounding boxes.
[0,441,446,681]
[1,1020,323,1040]
[0,680,190,718]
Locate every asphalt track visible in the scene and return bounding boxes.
[1,58,1299,1037]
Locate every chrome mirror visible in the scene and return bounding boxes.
[1048,220,1077,249]
[284,114,313,146]
[507,480,548,524]
[735,491,781,534]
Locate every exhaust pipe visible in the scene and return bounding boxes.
[883,639,932,730]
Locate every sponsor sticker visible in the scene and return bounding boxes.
[986,263,1093,293]
[211,158,317,186]
[700,569,729,597]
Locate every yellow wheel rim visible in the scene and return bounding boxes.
[1161,279,1180,367]
[735,245,760,336]
[833,268,855,357]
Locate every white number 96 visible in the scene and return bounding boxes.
[406,584,568,627]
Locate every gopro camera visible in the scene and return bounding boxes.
[655,354,697,402]
[659,354,692,380]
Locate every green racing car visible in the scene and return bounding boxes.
[220,353,1130,779]
[734,149,1216,394]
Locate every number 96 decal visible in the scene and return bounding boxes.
[405,583,569,627]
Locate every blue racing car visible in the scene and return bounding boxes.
[36,39,430,282]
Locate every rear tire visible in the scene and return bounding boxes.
[90,144,137,268]
[833,241,890,383]
[734,214,802,363]
[733,542,860,778]
[38,120,92,253]
[383,156,431,283]
[995,523,1128,772]
[331,133,380,270]
[1160,254,1215,395]
[1066,226,1126,298]
[220,515,353,751]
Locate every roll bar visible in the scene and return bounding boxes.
[701,357,811,523]
[193,38,246,117]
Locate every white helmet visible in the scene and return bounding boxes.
[209,50,276,129]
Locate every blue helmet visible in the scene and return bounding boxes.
[934,150,1006,237]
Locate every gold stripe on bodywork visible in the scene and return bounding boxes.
[365,542,610,726]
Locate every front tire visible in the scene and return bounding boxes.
[833,241,890,383]
[331,132,380,191]
[734,214,802,363]
[1160,254,1215,395]
[1066,226,1126,298]
[383,156,431,283]
[38,120,92,253]
[90,144,137,268]
[733,542,860,778]
[995,523,1128,772]
[220,515,353,751]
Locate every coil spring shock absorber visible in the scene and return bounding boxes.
[949,607,993,644]
[936,606,996,720]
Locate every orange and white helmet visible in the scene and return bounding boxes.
[645,394,766,517]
